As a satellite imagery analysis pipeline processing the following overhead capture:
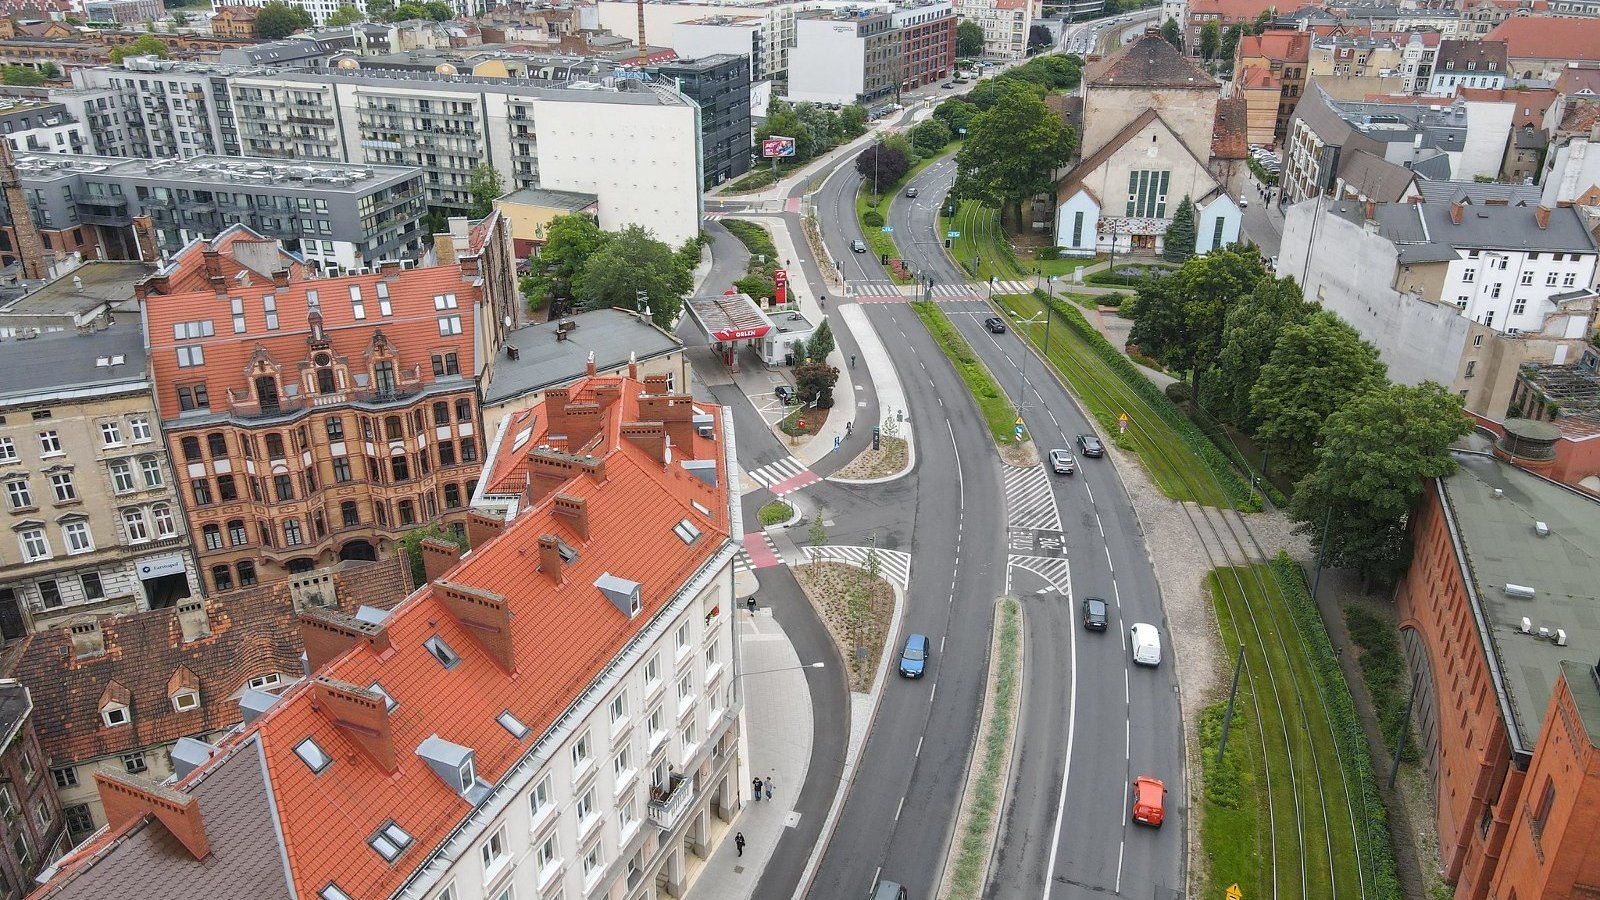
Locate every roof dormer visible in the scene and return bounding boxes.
[99,679,130,728]
[168,666,200,713]
[416,735,489,803]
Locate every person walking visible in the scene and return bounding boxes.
[850,353,856,369]
[845,421,853,437]
[764,776,774,800]
[735,832,746,857]
[752,776,763,802]
[746,595,757,615]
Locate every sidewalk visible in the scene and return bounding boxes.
[828,303,914,474]
[686,608,815,900]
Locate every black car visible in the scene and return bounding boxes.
[851,239,867,253]
[1077,433,1104,457]
[1082,597,1108,631]
[984,317,1006,333]
[775,385,794,404]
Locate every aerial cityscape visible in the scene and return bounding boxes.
[0,0,1592,895]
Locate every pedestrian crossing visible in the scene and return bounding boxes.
[1002,464,1063,532]
[801,545,912,591]
[745,456,819,497]
[848,280,1037,303]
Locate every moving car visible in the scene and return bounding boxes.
[1131,776,1167,826]
[1239,196,1249,208]
[1130,623,1162,666]
[1082,597,1108,631]
[905,186,919,198]
[899,633,930,678]
[940,82,955,89]
[1077,433,1104,457]
[851,239,867,253]
[983,316,1006,333]
[871,881,909,900]
[1048,448,1075,475]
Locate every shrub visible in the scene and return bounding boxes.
[1037,246,1063,260]
[758,500,794,527]
[1164,382,1193,405]
[863,209,885,228]
[735,274,776,301]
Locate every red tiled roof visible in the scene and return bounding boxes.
[1486,16,1600,63]
[1238,65,1282,89]
[150,225,303,295]
[6,557,410,768]
[1456,86,1556,127]
[1212,96,1250,159]
[1555,65,1600,97]
[1238,29,1309,63]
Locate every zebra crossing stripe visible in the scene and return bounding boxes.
[802,545,912,591]
[1002,464,1063,532]
[747,456,808,487]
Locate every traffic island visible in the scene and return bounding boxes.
[832,434,909,481]
[791,559,895,691]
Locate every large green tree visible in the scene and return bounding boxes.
[957,19,986,58]
[1289,382,1470,585]
[575,226,692,329]
[466,163,504,219]
[256,0,312,39]
[809,318,836,361]
[1199,19,1220,60]
[326,4,364,25]
[1125,246,1265,386]
[933,98,977,134]
[910,118,952,155]
[1251,311,1387,478]
[1206,275,1312,427]
[953,80,1075,228]
[109,34,169,62]
[1,66,43,87]
[1160,17,1183,50]
[524,213,607,311]
[1162,196,1196,263]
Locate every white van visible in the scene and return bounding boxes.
[1130,623,1162,667]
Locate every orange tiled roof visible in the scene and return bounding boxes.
[149,225,304,295]
[36,377,734,900]
[1555,65,1600,97]
[1456,86,1555,127]
[1212,96,1250,159]
[1238,29,1309,63]
[1486,16,1600,63]
[1238,65,1282,89]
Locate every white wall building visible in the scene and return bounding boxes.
[599,0,798,79]
[953,0,1037,59]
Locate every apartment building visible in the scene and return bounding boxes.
[137,224,499,592]
[1488,15,1600,80]
[0,319,198,641]
[789,7,902,105]
[1281,84,1462,204]
[599,0,797,79]
[1426,38,1508,95]
[1278,194,1599,419]
[1234,29,1309,145]
[0,100,88,157]
[672,15,783,82]
[1457,0,1543,39]
[652,55,752,190]
[1183,0,1278,59]
[0,681,66,894]
[31,374,745,900]
[5,557,408,850]
[36,88,137,158]
[6,152,426,272]
[70,61,241,159]
[893,0,956,91]
[1306,33,1407,100]
[953,0,1037,60]
[212,0,368,29]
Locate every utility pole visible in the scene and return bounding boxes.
[1310,507,1332,601]
[1217,643,1246,764]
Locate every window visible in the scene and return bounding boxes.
[272,474,293,502]
[497,710,528,738]
[152,504,176,538]
[443,483,461,508]
[678,673,694,704]
[434,293,458,310]
[129,416,151,442]
[676,623,690,652]
[35,430,61,456]
[295,738,332,773]
[176,346,204,368]
[340,500,360,527]
[0,786,13,818]
[121,751,146,773]
[1474,334,1484,348]
[1532,774,1556,837]
[369,820,414,862]
[1125,169,1171,219]
[20,528,50,561]
[613,746,632,780]
[64,803,93,837]
[1484,311,1496,328]
[141,457,164,488]
[1513,299,1527,316]
[110,459,135,493]
[438,315,462,336]
[619,797,636,832]
[646,654,661,687]
[238,560,258,587]
[350,285,366,320]
[1462,267,1476,282]
[172,690,199,712]
[332,457,353,483]
[216,474,237,501]
[203,523,223,551]
[610,694,627,724]
[391,455,410,482]
[37,580,60,608]
[265,434,285,459]
[582,841,603,879]
[100,421,123,446]
[1465,361,1477,378]
[530,774,552,817]
[6,479,33,510]
[1563,272,1577,288]
[212,564,234,592]
[1520,270,1534,286]
[63,521,92,554]
[11,831,25,867]
[0,437,13,462]
[479,826,508,873]
[425,635,460,668]
[80,573,103,600]
[320,887,352,900]
[325,416,345,441]
[51,767,77,789]
[284,518,303,546]
[457,398,472,423]
[536,833,558,870]
[576,787,594,822]
[432,352,459,376]
[1547,271,1559,286]
[572,731,592,769]
[399,499,415,525]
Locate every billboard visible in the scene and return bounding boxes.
[761,136,797,158]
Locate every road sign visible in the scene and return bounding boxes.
[1118,413,1129,434]
[1015,417,1025,427]
[1226,885,1243,900]
[947,230,961,238]
[881,225,894,233]
[761,136,796,158]
[1014,424,1025,441]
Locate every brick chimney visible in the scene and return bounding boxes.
[1535,204,1551,229]
[552,493,590,540]
[586,350,597,377]
[420,537,462,584]
[0,140,46,280]
[272,268,290,288]
[202,247,225,291]
[538,534,567,583]
[131,214,159,263]
[543,387,572,439]
[95,769,210,860]
[1364,200,1376,222]
[299,607,391,673]
[175,599,211,644]
[592,380,622,409]
[467,509,505,549]
[563,400,603,450]
[311,677,398,772]
[434,581,516,673]
[621,422,668,463]
[1450,197,1466,225]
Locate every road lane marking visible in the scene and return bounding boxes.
[895,796,905,822]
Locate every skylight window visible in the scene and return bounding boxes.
[368,820,414,862]
[320,884,353,900]
[425,635,460,669]
[673,519,702,544]
[512,427,533,452]
[294,738,332,774]
[691,500,711,516]
[497,711,529,739]
[369,681,397,712]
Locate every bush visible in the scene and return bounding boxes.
[758,500,794,527]
[863,209,885,228]
[1037,246,1062,260]
[735,274,776,302]
[1164,382,1193,405]
[1343,604,1416,763]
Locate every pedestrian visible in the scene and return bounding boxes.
[747,595,757,614]
[752,776,763,802]
[735,832,746,857]
[850,353,856,369]
[764,776,774,800]
[846,421,853,437]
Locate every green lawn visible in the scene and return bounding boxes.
[1197,699,1268,900]
[757,500,794,527]
[991,291,1241,507]
[947,201,1028,283]
[909,301,1016,443]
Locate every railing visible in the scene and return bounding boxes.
[646,774,695,830]
[225,385,420,419]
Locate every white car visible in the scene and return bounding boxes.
[1130,623,1162,667]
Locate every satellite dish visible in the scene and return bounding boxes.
[336,57,360,70]
[435,63,458,75]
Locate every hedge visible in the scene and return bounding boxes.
[1032,289,1260,511]
[1270,553,1402,900]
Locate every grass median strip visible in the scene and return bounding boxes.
[909,301,1015,444]
[943,598,1021,898]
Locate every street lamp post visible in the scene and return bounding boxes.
[1016,311,1046,413]
[1044,274,1056,356]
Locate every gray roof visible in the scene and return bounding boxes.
[0,320,149,404]
[1322,197,1598,261]
[0,261,151,318]
[0,682,30,749]
[499,186,599,211]
[1409,153,1453,181]
[1418,179,1542,205]
[1441,452,1600,752]
[483,308,682,406]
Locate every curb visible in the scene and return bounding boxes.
[826,434,917,486]
[790,555,910,900]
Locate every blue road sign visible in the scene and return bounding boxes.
[881,225,894,233]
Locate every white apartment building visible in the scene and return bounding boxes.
[597,0,798,79]
[953,0,1038,60]
[673,14,784,81]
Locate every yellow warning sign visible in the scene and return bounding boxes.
[1226,885,1243,900]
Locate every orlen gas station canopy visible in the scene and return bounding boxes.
[685,293,773,342]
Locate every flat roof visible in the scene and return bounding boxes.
[498,186,598,211]
[1443,451,1600,750]
[12,152,421,193]
[0,260,151,318]
[483,308,682,405]
[685,292,774,342]
[0,320,149,402]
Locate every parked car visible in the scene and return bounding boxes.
[1048,448,1075,475]
[899,633,930,678]
[1082,597,1108,631]
[851,239,867,253]
[983,316,1006,333]
[1239,196,1249,208]
[1077,433,1104,457]
[905,186,919,198]
[774,385,794,404]
[1131,776,1167,826]
[1130,623,1162,666]
[940,82,955,89]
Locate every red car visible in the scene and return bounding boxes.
[1132,776,1167,827]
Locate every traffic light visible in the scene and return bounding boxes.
[880,253,889,266]
[944,238,952,248]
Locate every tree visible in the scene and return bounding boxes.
[1125,245,1264,385]
[466,163,503,218]
[1162,196,1196,263]
[109,34,170,63]
[1160,16,1183,50]
[256,0,312,39]
[909,118,952,155]
[809,318,836,362]
[326,4,364,25]
[953,80,1075,229]
[1289,382,1470,585]
[38,62,59,80]
[1199,19,1220,61]
[1,66,43,87]
[794,361,839,408]
[390,1,426,19]
[574,225,692,329]
[171,10,189,26]
[933,98,977,134]
[1251,311,1388,478]
[422,0,454,20]
[957,19,986,58]
[839,104,869,138]
[1221,23,1244,65]
[855,142,909,195]
[756,101,814,162]
[399,523,468,587]
[1028,23,1053,52]
[1207,276,1312,427]
[525,213,607,312]
[809,504,828,546]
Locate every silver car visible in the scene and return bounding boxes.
[1048,449,1075,475]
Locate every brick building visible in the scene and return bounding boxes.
[138,223,506,593]
[894,0,956,92]
[0,681,65,895]
[1395,451,1600,898]
[208,5,260,40]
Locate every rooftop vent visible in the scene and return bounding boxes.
[595,572,642,618]
[239,688,280,724]
[169,737,215,780]
[1505,583,1537,599]
[1535,521,1550,537]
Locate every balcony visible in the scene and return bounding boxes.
[647,773,696,830]
[77,198,131,226]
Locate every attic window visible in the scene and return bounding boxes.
[673,519,702,544]
[249,672,282,691]
[294,738,333,774]
[557,540,579,564]
[101,705,128,728]
[497,710,529,739]
[320,885,353,900]
[171,691,199,713]
[368,820,414,862]
[369,681,397,712]
[691,500,711,516]
[425,636,461,669]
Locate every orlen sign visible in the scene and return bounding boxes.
[774,268,789,306]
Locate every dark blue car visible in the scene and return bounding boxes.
[899,633,930,678]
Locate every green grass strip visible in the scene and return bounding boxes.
[909,301,1016,443]
[1197,698,1268,899]
[757,500,793,527]
[948,598,1021,896]
[947,201,1027,283]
